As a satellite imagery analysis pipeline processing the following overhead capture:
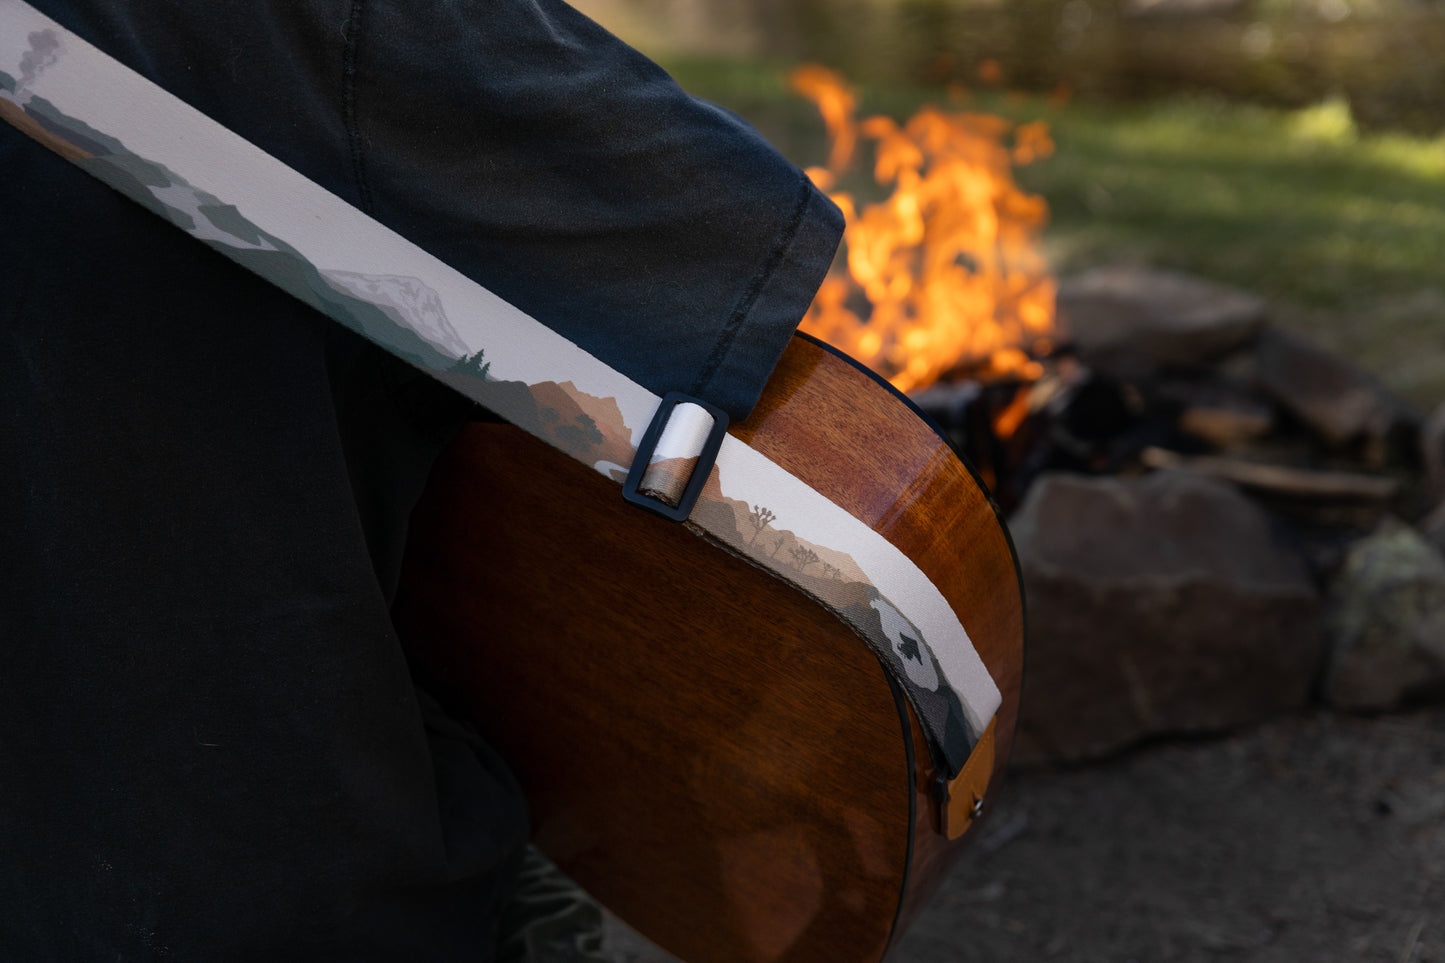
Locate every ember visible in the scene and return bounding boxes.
[789,65,1057,399]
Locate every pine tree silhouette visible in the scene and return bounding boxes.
[450,348,491,380]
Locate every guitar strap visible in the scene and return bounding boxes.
[0,0,1001,810]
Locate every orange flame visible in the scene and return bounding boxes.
[789,66,1057,397]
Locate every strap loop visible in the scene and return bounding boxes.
[622,392,729,521]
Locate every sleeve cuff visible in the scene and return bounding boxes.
[690,177,845,420]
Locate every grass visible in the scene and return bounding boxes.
[663,57,1445,407]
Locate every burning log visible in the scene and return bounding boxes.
[1176,401,1273,448]
[1140,448,1401,502]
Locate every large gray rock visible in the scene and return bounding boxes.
[1056,265,1267,378]
[1009,471,1321,763]
[1322,518,1445,710]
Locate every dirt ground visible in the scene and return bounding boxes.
[605,706,1445,962]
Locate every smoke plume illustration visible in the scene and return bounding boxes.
[13,29,60,104]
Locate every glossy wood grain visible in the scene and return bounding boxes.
[392,335,1024,963]
[732,336,1024,954]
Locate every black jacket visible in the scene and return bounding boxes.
[0,1,842,958]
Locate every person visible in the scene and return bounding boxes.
[0,0,843,959]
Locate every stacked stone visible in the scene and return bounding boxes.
[991,265,1445,763]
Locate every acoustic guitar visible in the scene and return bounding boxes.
[392,332,1025,963]
[0,12,1018,956]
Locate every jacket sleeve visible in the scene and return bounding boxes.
[351,0,844,418]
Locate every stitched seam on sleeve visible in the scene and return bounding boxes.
[341,0,375,215]
[690,175,813,398]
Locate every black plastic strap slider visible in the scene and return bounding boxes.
[622,392,730,522]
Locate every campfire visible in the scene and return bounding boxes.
[789,65,1057,396]
[789,67,1426,515]
[788,65,1065,497]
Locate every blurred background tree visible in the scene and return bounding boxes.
[579,0,1445,128]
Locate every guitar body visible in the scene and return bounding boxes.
[392,334,1024,963]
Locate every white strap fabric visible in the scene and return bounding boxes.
[0,0,1000,775]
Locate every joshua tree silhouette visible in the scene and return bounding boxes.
[747,505,776,545]
[790,545,820,573]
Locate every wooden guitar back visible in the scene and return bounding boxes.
[393,335,1024,963]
